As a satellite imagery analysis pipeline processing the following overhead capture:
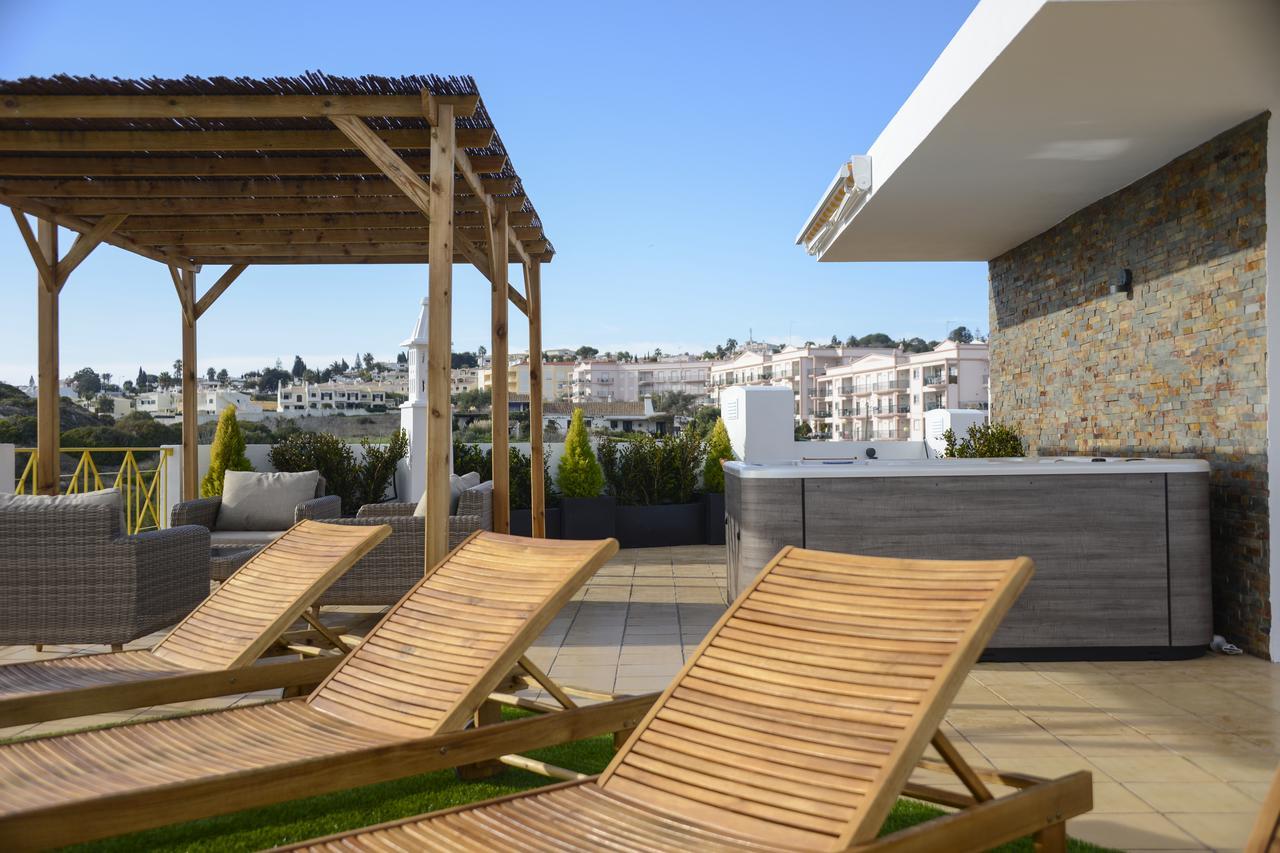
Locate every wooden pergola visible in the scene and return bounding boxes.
[0,73,552,567]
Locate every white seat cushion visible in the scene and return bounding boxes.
[209,529,284,547]
[414,473,473,518]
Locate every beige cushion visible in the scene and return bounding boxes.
[216,470,320,531]
[210,529,284,547]
[414,473,468,518]
[0,488,126,533]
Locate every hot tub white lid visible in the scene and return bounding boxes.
[724,456,1212,478]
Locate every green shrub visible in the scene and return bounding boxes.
[355,429,408,507]
[702,418,734,494]
[598,427,706,506]
[269,431,358,514]
[201,406,253,497]
[556,409,604,498]
[509,446,557,511]
[453,440,493,480]
[942,422,1025,458]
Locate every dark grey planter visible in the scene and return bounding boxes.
[702,492,726,545]
[561,496,617,540]
[615,502,704,548]
[510,507,561,538]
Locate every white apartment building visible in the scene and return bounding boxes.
[571,360,637,403]
[816,341,989,441]
[477,360,575,400]
[451,367,479,395]
[571,356,712,404]
[710,344,896,424]
[135,387,264,421]
[276,380,398,413]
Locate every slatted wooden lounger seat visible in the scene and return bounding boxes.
[0,531,639,851]
[0,519,390,729]
[279,547,1095,853]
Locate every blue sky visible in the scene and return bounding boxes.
[0,0,987,384]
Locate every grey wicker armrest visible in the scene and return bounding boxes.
[456,485,494,533]
[296,495,342,522]
[119,524,211,637]
[357,501,416,518]
[170,496,221,529]
[448,515,484,549]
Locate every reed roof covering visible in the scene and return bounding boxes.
[0,73,552,268]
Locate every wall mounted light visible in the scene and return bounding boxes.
[1109,268,1133,298]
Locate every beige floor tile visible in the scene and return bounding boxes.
[1057,732,1165,758]
[1066,812,1205,850]
[1229,780,1272,802]
[1126,781,1258,813]
[1091,781,1154,813]
[1182,750,1280,782]
[1166,811,1255,850]
[987,754,1112,781]
[1091,754,1219,783]
[967,734,1077,758]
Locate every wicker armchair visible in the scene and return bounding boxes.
[320,482,493,605]
[170,475,340,548]
[0,502,209,647]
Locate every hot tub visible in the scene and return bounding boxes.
[724,456,1212,659]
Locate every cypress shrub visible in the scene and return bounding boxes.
[201,406,253,497]
[556,409,604,498]
[702,418,734,494]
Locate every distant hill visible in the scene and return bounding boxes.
[0,382,102,441]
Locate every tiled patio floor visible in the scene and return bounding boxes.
[1,544,1271,851]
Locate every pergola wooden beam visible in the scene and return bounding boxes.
[0,176,520,197]
[117,211,539,231]
[56,213,127,285]
[22,195,524,216]
[0,127,494,152]
[2,193,197,269]
[0,153,507,176]
[10,208,54,291]
[0,93,479,119]
[123,226,547,245]
[193,263,247,319]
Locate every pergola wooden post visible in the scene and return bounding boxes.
[33,217,58,495]
[526,261,545,537]
[425,103,456,568]
[489,208,510,534]
[11,207,125,494]
[172,267,198,499]
[1,76,553,560]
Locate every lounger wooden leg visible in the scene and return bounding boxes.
[517,656,577,710]
[110,644,123,653]
[33,645,42,653]
[1033,822,1067,853]
[457,700,505,780]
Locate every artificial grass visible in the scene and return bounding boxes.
[51,707,1118,853]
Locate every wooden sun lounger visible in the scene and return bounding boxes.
[0,531,638,851]
[0,519,390,728]
[279,547,1094,853]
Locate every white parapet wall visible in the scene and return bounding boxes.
[0,444,14,494]
[720,385,927,464]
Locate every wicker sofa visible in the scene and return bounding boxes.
[170,474,340,549]
[320,481,493,605]
[0,495,209,647]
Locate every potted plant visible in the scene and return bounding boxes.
[601,428,706,547]
[700,417,734,545]
[557,408,613,539]
[201,406,253,497]
[509,445,562,538]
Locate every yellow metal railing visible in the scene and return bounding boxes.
[16,447,172,534]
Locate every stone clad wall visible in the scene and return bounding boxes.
[988,113,1270,655]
